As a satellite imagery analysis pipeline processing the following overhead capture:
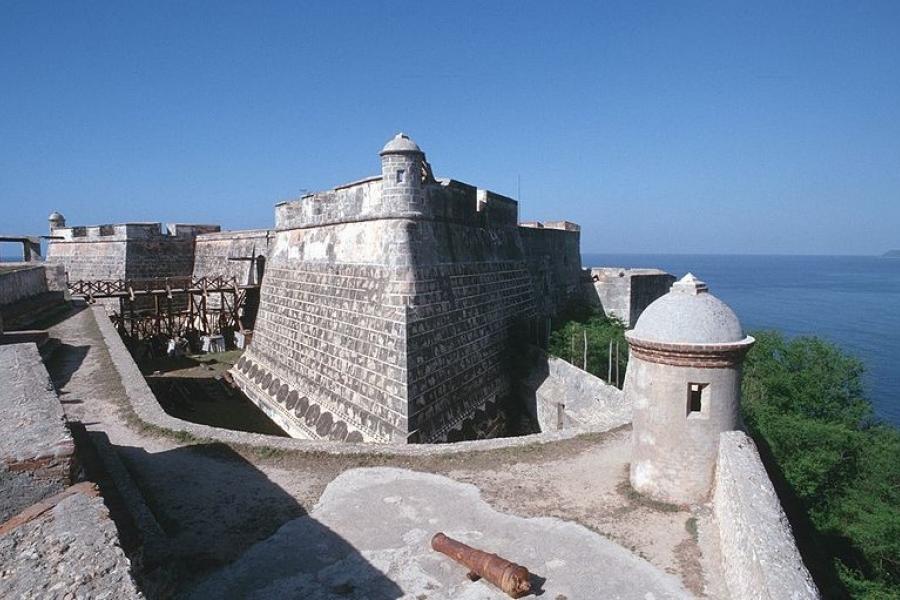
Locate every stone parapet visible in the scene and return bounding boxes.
[0,343,77,522]
[0,482,142,599]
[714,431,819,600]
[91,304,619,456]
[520,348,630,432]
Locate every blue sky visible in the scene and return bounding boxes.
[2,1,898,255]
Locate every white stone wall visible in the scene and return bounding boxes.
[713,430,819,600]
[521,350,630,432]
[627,355,741,504]
[0,265,49,306]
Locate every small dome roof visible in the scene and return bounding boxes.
[629,274,745,345]
[379,132,423,155]
[48,210,65,220]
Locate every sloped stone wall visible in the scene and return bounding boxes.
[0,343,77,522]
[520,348,630,433]
[520,224,583,320]
[714,431,819,600]
[193,229,272,285]
[0,265,49,306]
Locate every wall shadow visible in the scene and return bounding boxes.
[110,442,403,599]
[144,376,287,436]
[44,342,90,390]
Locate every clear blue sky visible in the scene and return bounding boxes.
[2,1,898,255]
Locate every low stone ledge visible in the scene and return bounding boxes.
[91,305,620,457]
[713,430,819,600]
[521,348,630,432]
[0,482,142,599]
[0,343,77,522]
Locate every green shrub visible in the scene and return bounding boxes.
[547,311,627,386]
[742,331,900,598]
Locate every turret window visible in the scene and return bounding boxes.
[687,383,709,418]
[396,169,405,183]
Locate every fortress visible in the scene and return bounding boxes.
[0,134,820,599]
[233,133,584,443]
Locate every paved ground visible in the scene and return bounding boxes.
[188,467,691,599]
[44,307,727,598]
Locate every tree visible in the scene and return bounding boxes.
[742,331,899,599]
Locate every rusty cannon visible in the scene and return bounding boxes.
[431,532,532,598]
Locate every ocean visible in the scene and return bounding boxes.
[583,254,900,426]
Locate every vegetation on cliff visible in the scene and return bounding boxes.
[742,331,899,599]
[546,310,627,387]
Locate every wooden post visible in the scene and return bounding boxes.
[615,340,620,388]
[608,340,613,383]
[582,328,588,372]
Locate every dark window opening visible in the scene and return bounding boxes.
[688,383,707,415]
[396,169,405,183]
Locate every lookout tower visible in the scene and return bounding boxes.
[379,133,425,214]
[624,273,754,504]
[48,211,66,232]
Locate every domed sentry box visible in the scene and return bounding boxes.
[624,274,754,504]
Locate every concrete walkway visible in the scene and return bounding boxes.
[187,467,691,599]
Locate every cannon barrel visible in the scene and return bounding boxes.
[431,532,531,598]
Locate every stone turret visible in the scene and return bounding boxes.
[624,274,754,504]
[379,133,425,214]
[48,211,66,232]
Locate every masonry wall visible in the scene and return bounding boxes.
[0,343,77,522]
[520,348,630,433]
[234,177,539,443]
[403,214,535,442]
[587,268,675,327]
[47,223,220,282]
[626,354,741,503]
[520,224,584,320]
[192,229,273,285]
[0,265,49,306]
[714,431,819,600]
[233,216,409,443]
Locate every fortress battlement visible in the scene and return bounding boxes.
[52,222,219,243]
[274,174,519,231]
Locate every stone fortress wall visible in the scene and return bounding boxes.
[519,221,584,323]
[588,268,676,327]
[0,263,65,307]
[47,222,220,281]
[192,228,273,285]
[714,431,818,599]
[232,135,584,443]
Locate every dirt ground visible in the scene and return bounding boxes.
[45,306,727,598]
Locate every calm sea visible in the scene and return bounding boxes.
[583,254,900,426]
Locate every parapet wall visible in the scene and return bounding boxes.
[587,268,675,327]
[0,265,50,306]
[193,229,273,285]
[520,348,630,432]
[519,222,583,319]
[713,430,819,600]
[0,343,77,522]
[275,178,519,232]
[47,221,220,281]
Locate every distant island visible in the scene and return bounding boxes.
[883,250,900,257]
